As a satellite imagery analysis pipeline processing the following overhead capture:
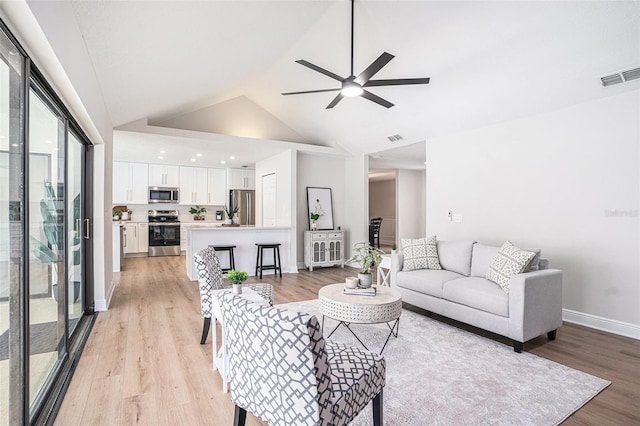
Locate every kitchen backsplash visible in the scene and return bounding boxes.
[117,204,226,223]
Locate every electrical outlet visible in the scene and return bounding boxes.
[448,211,453,221]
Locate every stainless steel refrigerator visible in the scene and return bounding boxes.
[230,190,255,225]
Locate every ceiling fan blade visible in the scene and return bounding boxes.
[282,88,341,96]
[360,90,394,108]
[326,93,344,109]
[296,60,345,82]
[364,77,430,87]
[355,52,395,85]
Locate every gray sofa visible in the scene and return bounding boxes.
[390,240,563,352]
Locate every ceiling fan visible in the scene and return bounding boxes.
[282,0,430,109]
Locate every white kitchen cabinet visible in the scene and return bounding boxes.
[227,168,255,190]
[122,223,139,254]
[179,166,208,205]
[149,164,179,187]
[113,162,149,204]
[207,168,227,206]
[304,230,345,271]
[138,223,149,252]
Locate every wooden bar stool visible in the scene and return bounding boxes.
[210,245,236,272]
[255,243,282,279]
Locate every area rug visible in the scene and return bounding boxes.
[280,299,610,426]
[0,321,58,361]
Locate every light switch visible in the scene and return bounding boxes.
[447,211,453,221]
[454,213,463,223]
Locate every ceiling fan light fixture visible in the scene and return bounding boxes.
[341,80,363,97]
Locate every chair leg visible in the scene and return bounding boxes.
[233,405,247,426]
[276,246,282,277]
[255,246,260,277]
[373,390,383,426]
[547,329,557,340]
[200,317,211,344]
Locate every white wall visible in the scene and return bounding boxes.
[397,169,426,240]
[296,153,347,264]
[425,90,640,333]
[344,155,369,259]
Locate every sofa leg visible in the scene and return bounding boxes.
[513,341,523,353]
[547,329,557,341]
[233,405,247,426]
[200,317,211,344]
[373,390,383,426]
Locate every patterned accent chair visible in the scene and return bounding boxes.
[219,292,386,426]
[194,246,274,344]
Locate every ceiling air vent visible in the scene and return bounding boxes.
[622,67,640,82]
[387,134,403,142]
[601,73,623,87]
[601,66,640,87]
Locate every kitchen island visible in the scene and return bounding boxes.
[185,225,294,281]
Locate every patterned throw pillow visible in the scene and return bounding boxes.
[486,241,536,293]
[401,235,442,271]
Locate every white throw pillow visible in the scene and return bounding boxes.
[401,235,442,271]
[486,241,536,293]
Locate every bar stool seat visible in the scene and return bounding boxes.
[210,245,236,272]
[255,243,282,279]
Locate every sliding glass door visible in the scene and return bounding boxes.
[0,18,95,424]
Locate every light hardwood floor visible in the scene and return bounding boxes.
[55,255,639,425]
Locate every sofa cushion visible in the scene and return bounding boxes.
[436,240,475,276]
[442,277,509,317]
[400,236,442,271]
[396,269,464,298]
[470,244,499,277]
[472,244,542,277]
[486,241,536,293]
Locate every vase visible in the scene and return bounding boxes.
[311,220,317,231]
[232,283,242,294]
[358,272,373,288]
[225,219,232,225]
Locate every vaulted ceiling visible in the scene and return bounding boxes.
[57,1,640,157]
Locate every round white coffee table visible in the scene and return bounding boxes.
[318,283,402,354]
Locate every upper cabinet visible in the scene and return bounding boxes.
[113,161,149,204]
[207,168,227,206]
[227,168,255,190]
[148,164,179,187]
[179,166,208,205]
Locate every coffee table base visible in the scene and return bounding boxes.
[322,316,400,355]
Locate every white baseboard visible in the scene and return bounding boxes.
[562,309,640,340]
[94,279,117,312]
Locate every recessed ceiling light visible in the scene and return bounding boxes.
[158,156,163,159]
[45,140,52,144]
[160,150,166,154]
[0,135,5,139]
[229,155,235,160]
[11,143,18,147]
[220,160,226,164]
[196,153,202,157]
[190,158,196,162]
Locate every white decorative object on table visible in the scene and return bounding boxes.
[345,276,359,289]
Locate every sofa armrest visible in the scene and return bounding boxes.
[390,253,404,287]
[508,269,563,342]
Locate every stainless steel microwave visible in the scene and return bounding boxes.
[148,187,179,204]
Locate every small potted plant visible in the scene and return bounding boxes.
[224,204,239,224]
[189,205,206,221]
[347,241,384,288]
[112,210,123,221]
[391,243,397,255]
[309,212,320,230]
[226,269,248,294]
